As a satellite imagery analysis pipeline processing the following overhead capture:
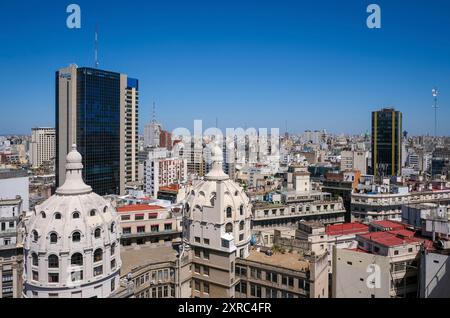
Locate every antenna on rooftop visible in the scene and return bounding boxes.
[432,87,439,137]
[94,26,99,68]
[152,102,157,124]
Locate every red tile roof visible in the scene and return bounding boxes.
[326,222,369,236]
[359,229,433,248]
[117,204,165,213]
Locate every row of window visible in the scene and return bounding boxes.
[31,244,116,269]
[38,207,109,220]
[122,223,172,235]
[135,284,176,298]
[31,224,115,243]
[134,268,175,288]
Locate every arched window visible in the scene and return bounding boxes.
[72,231,81,242]
[111,242,116,256]
[94,228,101,238]
[103,206,107,213]
[240,205,244,216]
[185,203,190,213]
[32,253,38,266]
[32,230,38,242]
[72,212,80,219]
[40,211,46,219]
[225,223,233,233]
[54,212,62,220]
[239,220,245,231]
[110,222,115,233]
[93,249,103,263]
[50,233,58,244]
[90,209,96,217]
[226,207,232,218]
[48,255,59,268]
[71,253,83,266]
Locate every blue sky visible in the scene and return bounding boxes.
[0,0,449,135]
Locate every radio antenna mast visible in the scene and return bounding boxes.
[432,88,438,137]
[95,26,99,68]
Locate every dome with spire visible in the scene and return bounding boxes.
[23,145,121,298]
[183,142,252,258]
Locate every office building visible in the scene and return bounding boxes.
[371,108,403,177]
[55,64,139,195]
[30,128,55,169]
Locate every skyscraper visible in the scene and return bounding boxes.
[55,64,139,195]
[30,127,55,169]
[371,108,402,177]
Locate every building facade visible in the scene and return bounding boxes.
[371,108,402,177]
[56,64,139,196]
[31,128,55,169]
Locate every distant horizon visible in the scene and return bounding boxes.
[1,0,449,136]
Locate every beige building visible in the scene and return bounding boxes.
[30,128,55,169]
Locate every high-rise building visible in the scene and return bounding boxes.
[371,108,402,177]
[55,65,139,195]
[30,128,55,169]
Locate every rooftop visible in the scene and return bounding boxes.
[326,222,369,236]
[117,204,166,213]
[120,244,178,276]
[358,229,432,248]
[245,249,310,272]
[370,220,406,231]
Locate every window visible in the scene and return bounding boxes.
[226,207,232,218]
[32,230,38,242]
[103,206,108,213]
[48,255,59,268]
[110,222,115,233]
[203,250,210,260]
[240,205,244,215]
[194,249,201,258]
[204,282,210,294]
[151,225,159,232]
[195,237,201,243]
[32,253,39,266]
[204,267,209,276]
[123,227,131,234]
[250,284,261,297]
[137,226,145,233]
[222,239,229,248]
[394,250,399,256]
[94,265,103,277]
[408,248,413,253]
[54,213,62,220]
[73,212,80,219]
[194,280,200,292]
[50,233,58,244]
[135,214,144,220]
[111,243,116,256]
[71,253,83,266]
[94,228,101,238]
[41,212,46,218]
[121,215,130,221]
[267,271,278,283]
[239,234,244,242]
[194,264,201,274]
[204,238,210,245]
[111,278,115,292]
[48,273,59,283]
[72,231,81,242]
[239,221,245,231]
[225,223,233,233]
[164,223,172,231]
[32,270,39,281]
[93,249,103,263]
[90,209,97,217]
[111,259,116,270]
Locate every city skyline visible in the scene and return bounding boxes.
[0,0,449,136]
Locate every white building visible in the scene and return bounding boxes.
[22,145,122,298]
[340,150,367,175]
[30,128,55,169]
[144,122,161,148]
[0,169,29,212]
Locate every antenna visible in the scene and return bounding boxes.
[152,102,156,124]
[215,117,218,128]
[432,88,438,137]
[94,26,99,68]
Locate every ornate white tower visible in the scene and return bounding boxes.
[23,145,121,298]
[183,143,252,297]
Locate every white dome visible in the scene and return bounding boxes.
[183,143,252,258]
[23,145,121,298]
